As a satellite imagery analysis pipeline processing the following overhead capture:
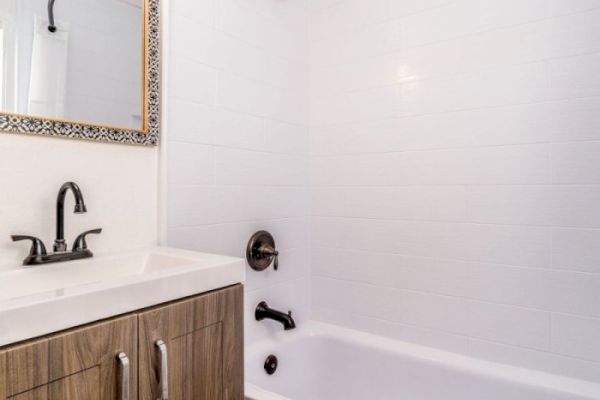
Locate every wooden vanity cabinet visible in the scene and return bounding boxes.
[0,315,137,400]
[0,285,244,400]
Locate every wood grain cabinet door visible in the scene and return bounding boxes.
[138,285,244,400]
[0,315,138,400]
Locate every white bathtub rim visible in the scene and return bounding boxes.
[247,321,600,400]
[246,383,291,400]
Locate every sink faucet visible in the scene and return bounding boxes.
[255,301,296,330]
[54,182,87,252]
[12,181,102,266]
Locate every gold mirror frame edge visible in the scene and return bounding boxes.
[0,0,160,146]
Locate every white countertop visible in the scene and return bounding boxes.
[0,247,245,346]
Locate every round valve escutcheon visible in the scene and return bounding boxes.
[246,230,279,271]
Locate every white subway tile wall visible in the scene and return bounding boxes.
[165,0,310,346]
[165,0,600,383]
[309,0,600,382]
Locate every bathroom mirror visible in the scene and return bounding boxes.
[0,0,159,145]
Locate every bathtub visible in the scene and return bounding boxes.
[246,322,600,400]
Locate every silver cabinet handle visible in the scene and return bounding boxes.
[155,339,169,400]
[117,352,130,400]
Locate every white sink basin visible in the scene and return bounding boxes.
[0,247,245,346]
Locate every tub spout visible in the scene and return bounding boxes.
[255,301,296,330]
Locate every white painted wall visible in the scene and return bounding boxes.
[0,134,158,270]
[164,0,310,346]
[309,0,600,383]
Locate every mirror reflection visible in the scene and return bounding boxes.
[0,0,144,130]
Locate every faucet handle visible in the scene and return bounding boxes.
[11,235,48,257]
[72,228,102,252]
[259,245,279,271]
[246,231,280,272]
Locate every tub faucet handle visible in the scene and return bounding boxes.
[259,244,279,270]
[246,231,280,271]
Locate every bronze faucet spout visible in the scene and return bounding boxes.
[55,182,87,252]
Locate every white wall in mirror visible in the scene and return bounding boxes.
[0,0,143,130]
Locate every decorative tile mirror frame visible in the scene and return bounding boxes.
[0,0,160,146]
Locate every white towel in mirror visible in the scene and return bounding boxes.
[28,15,68,118]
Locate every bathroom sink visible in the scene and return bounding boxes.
[0,247,245,346]
[0,252,197,301]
